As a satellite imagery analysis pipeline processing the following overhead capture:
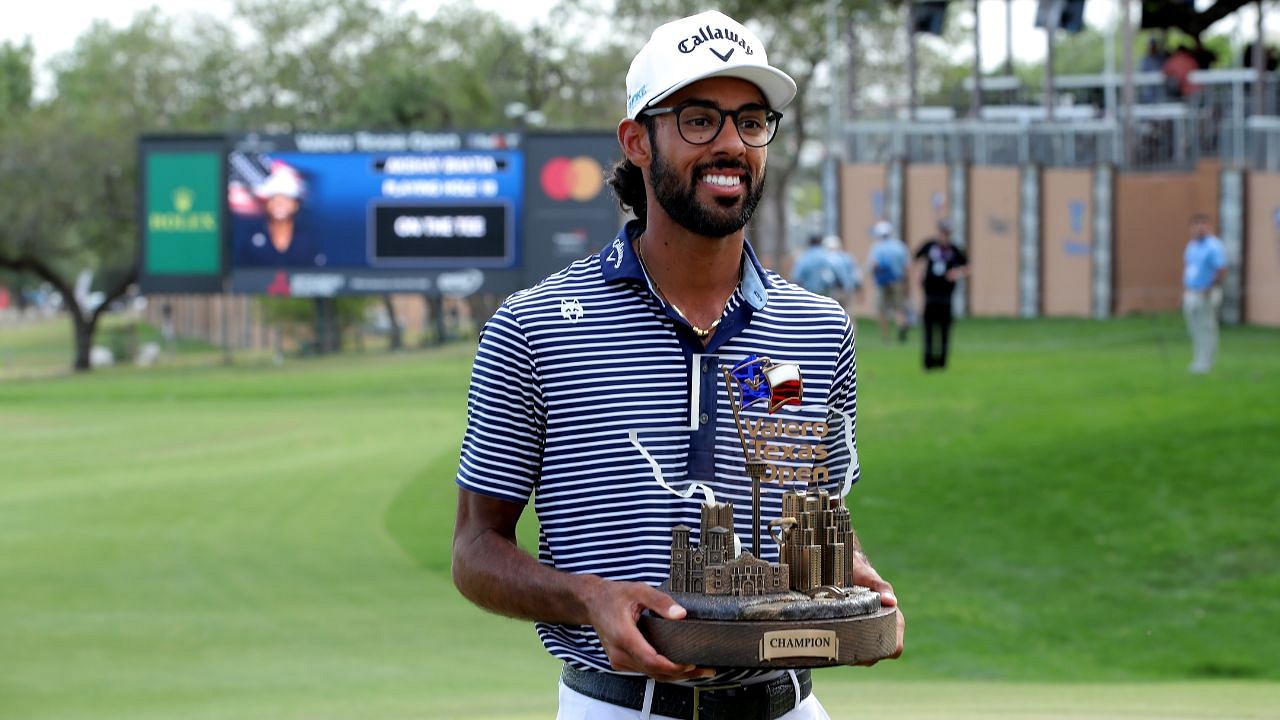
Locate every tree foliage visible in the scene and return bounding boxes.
[0,39,34,122]
[0,105,137,369]
[5,0,1009,370]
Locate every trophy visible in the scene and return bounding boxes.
[632,355,898,668]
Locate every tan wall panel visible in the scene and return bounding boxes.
[1113,173,1203,314]
[904,165,950,312]
[1196,159,1221,226]
[968,166,1020,316]
[838,163,887,319]
[1245,173,1280,326]
[1041,169,1093,317]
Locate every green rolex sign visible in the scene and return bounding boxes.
[144,151,221,275]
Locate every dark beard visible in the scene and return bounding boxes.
[649,144,765,238]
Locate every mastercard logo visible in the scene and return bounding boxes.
[540,156,604,202]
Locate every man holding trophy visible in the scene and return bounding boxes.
[452,10,904,719]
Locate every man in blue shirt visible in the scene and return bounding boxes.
[823,235,862,314]
[1183,213,1228,374]
[451,10,903,719]
[868,221,910,343]
[791,234,841,297]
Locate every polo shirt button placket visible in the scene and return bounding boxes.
[699,359,711,426]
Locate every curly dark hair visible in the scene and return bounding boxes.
[606,117,655,223]
[607,158,646,221]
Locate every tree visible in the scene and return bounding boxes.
[51,10,237,132]
[0,10,237,371]
[0,39,34,122]
[228,0,389,129]
[1140,0,1255,36]
[0,40,39,308]
[225,0,623,131]
[0,108,136,370]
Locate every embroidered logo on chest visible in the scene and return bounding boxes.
[560,298,585,323]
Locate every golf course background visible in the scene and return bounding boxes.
[1,315,1277,719]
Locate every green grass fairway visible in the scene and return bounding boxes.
[1,315,1277,719]
[814,680,1280,719]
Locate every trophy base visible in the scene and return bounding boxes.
[640,587,898,668]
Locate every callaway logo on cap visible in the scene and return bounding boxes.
[625,10,797,119]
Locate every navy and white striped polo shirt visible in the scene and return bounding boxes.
[456,221,860,673]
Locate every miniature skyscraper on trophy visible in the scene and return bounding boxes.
[638,355,898,668]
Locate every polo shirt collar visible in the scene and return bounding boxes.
[599,220,771,310]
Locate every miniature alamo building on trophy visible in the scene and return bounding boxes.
[669,488,854,597]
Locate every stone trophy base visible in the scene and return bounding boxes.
[639,585,898,668]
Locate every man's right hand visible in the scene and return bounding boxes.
[453,489,714,683]
[583,577,716,682]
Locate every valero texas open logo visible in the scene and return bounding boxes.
[539,156,604,202]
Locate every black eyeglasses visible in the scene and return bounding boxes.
[639,100,783,148]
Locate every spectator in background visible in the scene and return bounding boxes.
[1191,36,1216,71]
[1163,43,1201,98]
[160,302,176,349]
[792,233,842,297]
[1242,40,1279,72]
[1140,37,1168,103]
[823,234,863,314]
[1183,213,1227,374]
[869,220,910,343]
[913,220,969,371]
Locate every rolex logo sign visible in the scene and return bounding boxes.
[149,186,216,232]
[141,149,222,281]
[173,187,195,213]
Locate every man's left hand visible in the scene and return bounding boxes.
[852,557,904,665]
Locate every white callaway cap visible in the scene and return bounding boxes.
[625,10,797,119]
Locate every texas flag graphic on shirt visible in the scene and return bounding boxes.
[729,354,802,413]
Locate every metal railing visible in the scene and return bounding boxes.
[958,69,1277,117]
[849,69,1280,169]
[845,113,1202,169]
[1243,116,1280,172]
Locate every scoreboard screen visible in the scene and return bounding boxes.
[140,130,619,298]
[227,132,522,275]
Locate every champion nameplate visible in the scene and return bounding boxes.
[759,629,839,661]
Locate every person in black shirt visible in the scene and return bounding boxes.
[913,220,969,370]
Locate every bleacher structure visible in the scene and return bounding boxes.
[836,67,1280,327]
